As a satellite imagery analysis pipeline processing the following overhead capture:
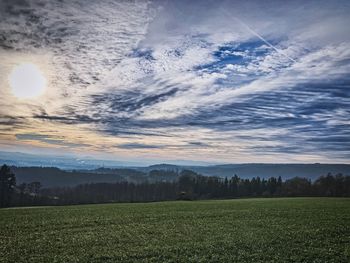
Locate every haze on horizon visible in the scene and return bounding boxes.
[0,0,350,164]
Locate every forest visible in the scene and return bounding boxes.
[1,164,349,207]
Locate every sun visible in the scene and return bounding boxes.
[9,63,47,99]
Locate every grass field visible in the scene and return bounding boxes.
[1,198,349,262]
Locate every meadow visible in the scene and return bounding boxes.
[1,198,349,262]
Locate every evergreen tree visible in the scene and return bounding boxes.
[0,165,16,207]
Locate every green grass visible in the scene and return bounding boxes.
[1,198,350,262]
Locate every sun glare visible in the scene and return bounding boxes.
[9,63,47,99]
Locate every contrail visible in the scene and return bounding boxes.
[223,9,296,63]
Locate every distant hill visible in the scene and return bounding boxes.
[188,163,350,180]
[5,163,350,188]
[141,164,181,172]
[137,163,350,180]
[11,167,146,187]
[0,151,146,169]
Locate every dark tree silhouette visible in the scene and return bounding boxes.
[0,165,16,207]
[1,164,349,207]
[27,182,42,194]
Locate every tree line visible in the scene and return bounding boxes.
[0,164,349,207]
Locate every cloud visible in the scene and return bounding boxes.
[0,0,154,115]
[117,143,164,150]
[16,133,88,148]
[0,0,349,163]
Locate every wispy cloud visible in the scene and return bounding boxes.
[0,0,349,163]
[16,133,88,148]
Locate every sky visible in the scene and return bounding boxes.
[0,0,350,164]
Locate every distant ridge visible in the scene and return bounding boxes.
[6,163,350,187]
[188,163,350,180]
